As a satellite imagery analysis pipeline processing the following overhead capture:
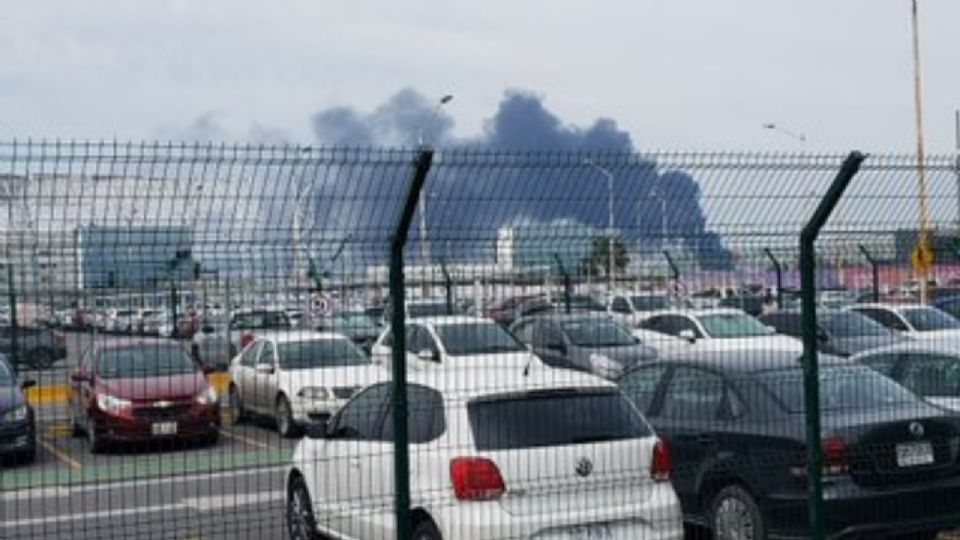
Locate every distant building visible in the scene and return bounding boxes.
[78,226,196,290]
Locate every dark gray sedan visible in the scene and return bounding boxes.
[510,313,657,379]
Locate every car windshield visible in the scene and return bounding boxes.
[901,307,960,332]
[0,358,12,384]
[116,310,135,317]
[277,339,370,369]
[97,346,197,379]
[469,390,651,450]
[435,322,525,355]
[759,364,919,413]
[698,313,772,338]
[561,320,636,348]
[230,311,290,330]
[408,302,456,318]
[631,296,668,312]
[819,311,889,337]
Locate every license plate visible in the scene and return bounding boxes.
[568,524,613,540]
[152,422,178,436]
[896,441,934,467]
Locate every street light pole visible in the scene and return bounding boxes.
[762,123,807,146]
[417,95,454,288]
[585,160,616,293]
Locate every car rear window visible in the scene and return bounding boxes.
[758,364,919,413]
[469,389,651,451]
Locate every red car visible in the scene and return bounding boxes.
[69,339,220,452]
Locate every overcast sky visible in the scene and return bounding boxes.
[2,0,959,153]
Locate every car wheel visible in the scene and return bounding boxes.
[28,348,55,370]
[711,484,766,540]
[70,410,84,438]
[229,385,246,425]
[276,395,300,438]
[411,519,442,540]
[87,420,107,454]
[287,474,321,540]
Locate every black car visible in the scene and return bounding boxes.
[0,325,68,370]
[616,350,960,539]
[759,309,908,357]
[0,353,36,463]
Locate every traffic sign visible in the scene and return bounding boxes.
[911,242,935,275]
[310,292,332,317]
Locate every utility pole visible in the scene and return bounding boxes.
[955,110,960,235]
[911,0,933,303]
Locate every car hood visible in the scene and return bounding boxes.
[698,335,803,353]
[914,329,960,341]
[97,372,209,401]
[0,385,25,411]
[279,364,386,395]
[828,334,909,356]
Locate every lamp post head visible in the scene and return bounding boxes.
[440,95,454,105]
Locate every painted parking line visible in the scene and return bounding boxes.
[219,428,276,450]
[38,437,82,470]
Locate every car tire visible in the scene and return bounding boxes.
[276,395,300,438]
[87,420,107,454]
[229,385,247,425]
[287,474,321,540]
[201,430,220,447]
[28,348,56,370]
[411,519,442,540]
[70,410,84,438]
[710,484,766,540]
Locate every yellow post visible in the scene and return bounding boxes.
[911,0,933,303]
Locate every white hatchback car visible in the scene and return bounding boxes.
[370,316,544,372]
[227,330,386,437]
[285,367,683,540]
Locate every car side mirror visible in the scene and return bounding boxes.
[20,379,36,390]
[70,372,88,383]
[255,363,275,375]
[416,349,438,363]
[305,419,329,440]
[678,329,697,343]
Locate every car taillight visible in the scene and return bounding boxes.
[822,436,849,475]
[450,457,505,501]
[651,439,672,482]
[790,436,849,478]
[240,332,254,348]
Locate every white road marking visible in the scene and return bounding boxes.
[0,486,70,502]
[0,490,285,529]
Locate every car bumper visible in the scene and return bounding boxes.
[766,476,960,538]
[290,397,348,425]
[92,405,220,442]
[0,419,34,455]
[433,484,683,540]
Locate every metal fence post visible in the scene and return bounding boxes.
[390,148,434,540]
[440,259,453,315]
[800,151,866,540]
[663,250,680,281]
[7,266,18,367]
[553,253,572,313]
[764,248,783,308]
[858,244,880,302]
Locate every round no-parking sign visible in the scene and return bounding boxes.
[310,293,332,317]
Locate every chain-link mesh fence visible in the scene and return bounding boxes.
[1,141,960,539]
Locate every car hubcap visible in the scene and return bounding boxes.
[288,486,311,539]
[715,497,754,540]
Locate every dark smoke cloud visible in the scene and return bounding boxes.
[309,88,730,270]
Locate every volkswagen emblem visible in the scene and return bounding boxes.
[575,457,593,478]
[909,421,925,439]
[153,400,173,409]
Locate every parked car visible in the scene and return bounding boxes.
[617,350,960,539]
[932,294,960,321]
[848,303,960,342]
[0,326,68,369]
[313,311,382,352]
[635,308,803,356]
[0,353,36,463]
[855,343,960,412]
[192,308,292,369]
[227,330,384,437]
[510,313,657,379]
[285,367,683,540]
[607,292,675,327]
[549,293,607,313]
[370,316,543,372]
[134,309,164,334]
[107,309,139,334]
[687,288,724,309]
[759,309,909,357]
[68,339,220,452]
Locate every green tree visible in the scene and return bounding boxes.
[580,236,629,278]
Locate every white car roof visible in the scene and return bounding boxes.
[848,303,927,313]
[644,308,747,318]
[411,315,497,327]
[405,365,616,401]
[251,330,352,344]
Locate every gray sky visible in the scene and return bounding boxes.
[2,0,959,153]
